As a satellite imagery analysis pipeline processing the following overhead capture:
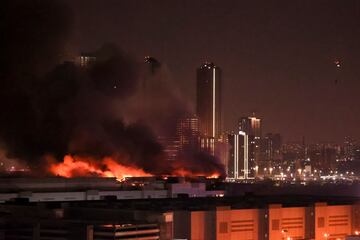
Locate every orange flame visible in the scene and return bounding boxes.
[48,155,151,181]
[48,155,222,180]
[207,173,221,179]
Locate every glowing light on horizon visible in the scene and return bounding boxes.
[48,155,222,181]
[212,67,216,138]
[48,155,151,181]
[234,134,239,179]
[171,168,221,179]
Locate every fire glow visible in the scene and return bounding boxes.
[49,155,151,181]
[172,168,221,179]
[48,155,222,181]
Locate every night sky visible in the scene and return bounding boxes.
[65,0,360,143]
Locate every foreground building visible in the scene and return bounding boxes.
[173,199,360,240]
[0,177,224,203]
[0,195,359,240]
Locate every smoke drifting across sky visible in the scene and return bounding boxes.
[0,0,224,177]
[61,0,360,143]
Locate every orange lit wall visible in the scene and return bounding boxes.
[353,202,360,235]
[315,203,352,240]
[190,211,206,240]
[229,208,260,240]
[216,206,231,240]
[268,204,307,240]
[190,211,215,240]
[173,202,358,240]
[173,210,216,240]
[216,207,260,240]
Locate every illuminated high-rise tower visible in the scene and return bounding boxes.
[196,62,222,139]
[228,131,249,179]
[239,115,262,177]
[239,116,261,138]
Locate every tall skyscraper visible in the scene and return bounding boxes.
[239,116,261,138]
[239,115,262,177]
[227,131,249,179]
[196,62,222,139]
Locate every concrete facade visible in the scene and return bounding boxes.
[173,202,360,240]
[0,180,223,202]
[315,203,353,240]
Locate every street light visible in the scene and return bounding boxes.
[324,233,329,239]
[281,229,288,240]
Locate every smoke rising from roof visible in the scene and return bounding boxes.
[0,0,224,177]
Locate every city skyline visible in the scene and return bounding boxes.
[1,1,360,239]
[0,0,359,180]
[63,0,360,143]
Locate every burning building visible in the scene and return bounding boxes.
[0,0,225,181]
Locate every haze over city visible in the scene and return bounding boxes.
[64,0,360,143]
[1,1,360,240]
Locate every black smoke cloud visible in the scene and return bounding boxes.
[0,0,224,176]
[0,0,73,77]
[0,0,74,163]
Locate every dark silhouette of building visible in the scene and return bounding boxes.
[79,52,96,67]
[158,136,181,162]
[344,137,357,161]
[262,133,282,168]
[176,115,200,152]
[307,143,339,171]
[196,62,222,139]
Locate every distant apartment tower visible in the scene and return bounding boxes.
[215,133,231,173]
[196,62,222,139]
[227,131,249,179]
[239,116,262,176]
[199,137,215,156]
[176,115,200,152]
[239,116,261,137]
[344,137,357,161]
[158,136,181,162]
[308,143,338,171]
[263,133,282,166]
[79,52,96,67]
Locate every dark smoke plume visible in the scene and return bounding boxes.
[0,0,224,176]
[0,0,74,163]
